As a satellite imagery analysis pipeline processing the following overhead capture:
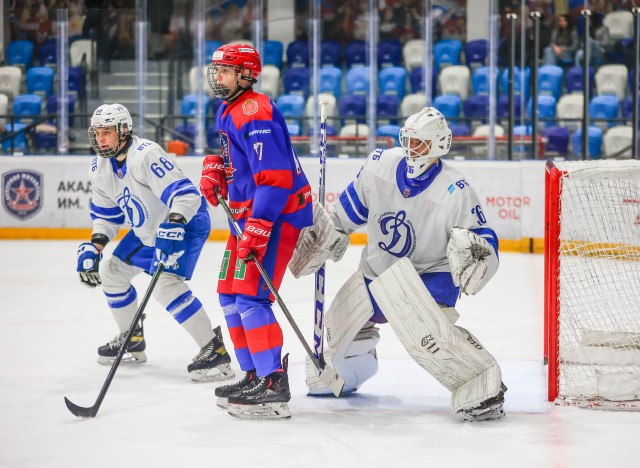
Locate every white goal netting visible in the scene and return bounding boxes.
[554,160,640,407]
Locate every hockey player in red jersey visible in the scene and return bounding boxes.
[199,43,313,420]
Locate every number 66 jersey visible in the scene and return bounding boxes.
[88,136,205,246]
[330,146,499,307]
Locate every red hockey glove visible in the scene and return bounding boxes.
[238,217,273,262]
[200,155,227,207]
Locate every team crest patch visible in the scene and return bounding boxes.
[242,99,258,116]
[2,170,43,220]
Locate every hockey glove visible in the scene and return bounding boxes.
[238,217,273,263]
[77,242,102,288]
[200,155,227,207]
[155,222,186,268]
[447,227,492,295]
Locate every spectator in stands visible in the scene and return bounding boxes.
[575,13,613,68]
[379,6,399,41]
[107,0,135,60]
[442,14,467,42]
[543,14,579,66]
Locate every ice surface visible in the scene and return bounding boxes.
[0,241,638,467]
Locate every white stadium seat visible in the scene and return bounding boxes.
[603,11,634,40]
[595,64,628,101]
[603,125,633,158]
[438,65,471,100]
[305,93,337,119]
[258,65,280,99]
[556,94,584,132]
[402,39,425,71]
[472,124,505,137]
[400,93,426,118]
[70,39,95,69]
[0,66,22,100]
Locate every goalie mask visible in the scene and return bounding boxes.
[399,107,452,178]
[88,103,133,158]
[207,43,261,101]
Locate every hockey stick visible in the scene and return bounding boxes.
[313,102,328,363]
[216,193,345,397]
[64,264,164,418]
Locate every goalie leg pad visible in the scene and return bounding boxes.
[369,258,503,407]
[288,202,350,278]
[306,270,376,395]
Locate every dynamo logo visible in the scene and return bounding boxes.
[117,187,146,227]
[2,170,43,220]
[377,210,416,258]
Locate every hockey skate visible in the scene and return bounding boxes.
[97,316,147,365]
[227,354,291,420]
[214,369,258,409]
[188,326,235,382]
[459,383,507,422]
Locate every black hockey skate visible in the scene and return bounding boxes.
[460,383,508,422]
[97,316,146,365]
[227,354,291,420]
[188,326,235,382]
[214,369,258,409]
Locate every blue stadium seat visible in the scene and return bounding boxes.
[338,95,367,124]
[282,67,310,97]
[538,65,564,100]
[565,66,594,94]
[529,95,557,127]
[286,40,309,68]
[263,40,284,69]
[38,38,57,67]
[13,94,42,122]
[448,123,470,136]
[47,95,76,127]
[319,66,342,98]
[500,67,531,101]
[1,123,28,152]
[471,66,499,95]
[542,126,570,155]
[7,40,34,70]
[181,94,211,116]
[628,69,639,95]
[174,123,196,150]
[277,94,305,135]
[572,126,603,158]
[433,39,462,68]
[463,94,489,121]
[497,95,523,119]
[376,124,401,146]
[346,67,370,96]
[205,40,223,62]
[376,95,400,125]
[464,39,488,69]
[286,123,301,136]
[345,40,367,68]
[26,67,55,98]
[378,67,407,99]
[409,67,438,96]
[320,40,341,68]
[621,96,638,123]
[34,131,57,152]
[433,94,461,120]
[589,95,619,129]
[207,126,220,150]
[68,67,85,100]
[377,39,403,68]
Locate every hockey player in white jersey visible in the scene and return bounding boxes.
[76,103,234,382]
[291,107,506,421]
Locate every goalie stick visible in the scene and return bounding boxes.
[314,102,328,363]
[64,264,165,418]
[216,192,345,397]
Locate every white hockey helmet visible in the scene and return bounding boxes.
[399,107,452,177]
[88,103,133,158]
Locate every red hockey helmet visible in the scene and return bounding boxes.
[207,43,262,100]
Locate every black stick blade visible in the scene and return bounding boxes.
[64,397,98,418]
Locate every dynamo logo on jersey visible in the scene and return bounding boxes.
[377,210,416,258]
[2,170,43,220]
[117,187,146,228]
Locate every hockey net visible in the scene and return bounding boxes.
[544,160,640,410]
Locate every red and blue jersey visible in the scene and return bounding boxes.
[216,89,312,233]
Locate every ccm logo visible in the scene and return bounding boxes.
[245,225,271,237]
[158,230,185,240]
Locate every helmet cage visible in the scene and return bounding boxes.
[399,107,452,177]
[207,44,261,100]
[88,104,133,158]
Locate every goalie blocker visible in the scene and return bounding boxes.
[306,258,506,421]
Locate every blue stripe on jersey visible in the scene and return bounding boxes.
[338,183,368,225]
[90,202,125,224]
[104,286,137,309]
[346,182,369,219]
[174,297,202,324]
[160,178,200,207]
[470,227,499,257]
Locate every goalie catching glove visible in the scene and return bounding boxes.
[447,227,493,295]
[288,202,350,278]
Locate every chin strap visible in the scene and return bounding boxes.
[114,135,133,159]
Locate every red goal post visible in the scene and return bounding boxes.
[544,160,640,410]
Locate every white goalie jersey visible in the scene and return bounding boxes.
[331,147,499,303]
[88,136,203,246]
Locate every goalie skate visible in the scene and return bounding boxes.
[97,322,147,365]
[188,326,235,382]
[459,384,507,422]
